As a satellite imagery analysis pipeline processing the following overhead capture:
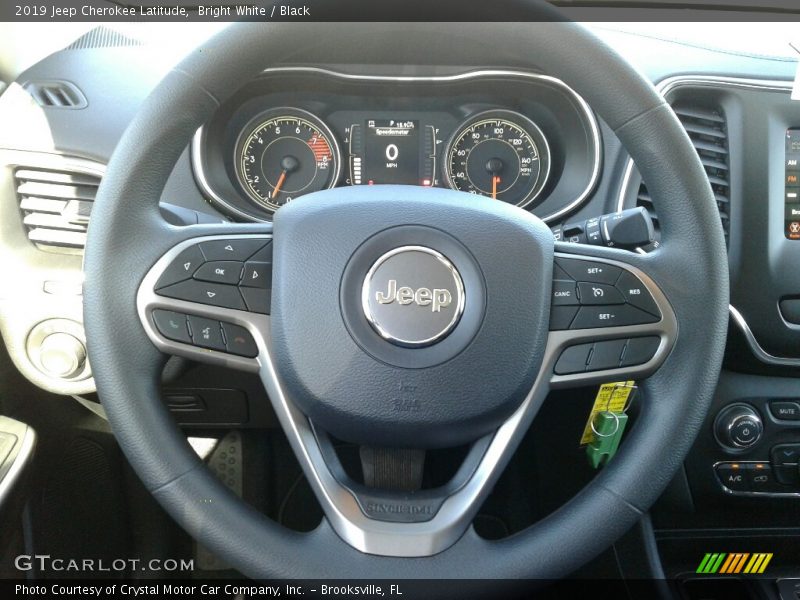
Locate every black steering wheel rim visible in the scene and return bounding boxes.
[83,20,728,581]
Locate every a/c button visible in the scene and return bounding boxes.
[714,463,748,492]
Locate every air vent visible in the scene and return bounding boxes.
[15,167,100,252]
[22,80,87,109]
[637,104,730,247]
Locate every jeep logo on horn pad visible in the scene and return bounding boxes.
[362,246,465,347]
[375,280,453,313]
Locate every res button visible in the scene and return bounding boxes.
[615,271,661,317]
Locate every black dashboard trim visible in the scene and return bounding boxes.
[615,74,799,368]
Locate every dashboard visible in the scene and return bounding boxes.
[2,22,800,582]
[193,69,600,222]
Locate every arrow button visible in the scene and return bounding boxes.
[157,280,246,311]
[241,262,272,289]
[771,443,800,466]
[155,245,206,290]
[199,239,268,262]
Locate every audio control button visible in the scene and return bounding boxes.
[714,404,763,450]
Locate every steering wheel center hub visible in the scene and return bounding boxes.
[270,185,554,447]
[362,246,465,347]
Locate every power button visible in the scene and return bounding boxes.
[714,404,763,450]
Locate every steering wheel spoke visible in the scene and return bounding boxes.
[547,244,677,388]
[255,345,553,558]
[137,229,272,372]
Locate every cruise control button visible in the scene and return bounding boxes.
[187,315,225,351]
[587,339,627,371]
[570,305,659,329]
[193,261,243,285]
[199,239,267,262]
[240,287,271,314]
[552,280,578,305]
[554,343,593,375]
[157,280,246,311]
[715,462,748,492]
[769,400,800,421]
[549,306,578,330]
[615,271,661,317]
[152,310,191,344]
[241,262,272,289]
[577,282,624,305]
[221,322,258,358]
[555,258,621,285]
[155,245,205,290]
[620,337,661,367]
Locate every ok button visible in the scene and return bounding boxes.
[194,261,243,285]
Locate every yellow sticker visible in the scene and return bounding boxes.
[579,381,635,445]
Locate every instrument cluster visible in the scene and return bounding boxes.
[193,69,601,222]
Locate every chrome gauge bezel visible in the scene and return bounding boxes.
[442,109,552,210]
[233,107,343,214]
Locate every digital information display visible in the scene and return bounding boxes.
[361,120,421,185]
[787,128,800,240]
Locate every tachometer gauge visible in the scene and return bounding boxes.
[235,108,341,213]
[444,110,550,209]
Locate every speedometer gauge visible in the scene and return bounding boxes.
[234,108,341,213]
[444,110,550,208]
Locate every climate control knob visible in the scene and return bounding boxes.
[38,332,87,379]
[714,403,763,450]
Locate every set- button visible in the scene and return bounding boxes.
[155,238,272,314]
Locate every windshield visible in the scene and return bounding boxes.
[597,22,800,60]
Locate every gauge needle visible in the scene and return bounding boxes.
[272,170,287,197]
[485,158,504,200]
[272,155,300,198]
[492,176,501,200]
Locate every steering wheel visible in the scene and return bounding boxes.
[83,20,728,582]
